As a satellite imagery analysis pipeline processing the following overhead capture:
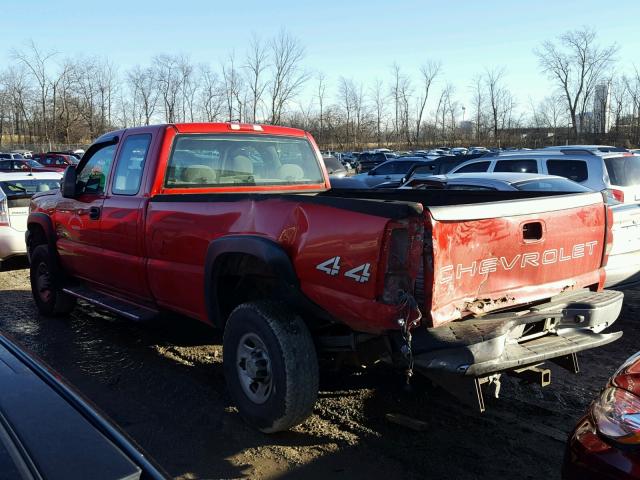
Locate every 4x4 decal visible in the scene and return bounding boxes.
[316,256,341,276]
[316,257,371,283]
[345,264,371,283]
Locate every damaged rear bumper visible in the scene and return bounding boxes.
[405,289,623,377]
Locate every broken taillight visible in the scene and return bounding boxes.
[607,188,625,203]
[378,220,423,305]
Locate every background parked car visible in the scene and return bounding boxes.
[563,350,640,480]
[322,155,348,178]
[449,151,640,204]
[0,332,168,479]
[0,152,24,160]
[398,172,592,193]
[31,152,79,171]
[356,151,398,172]
[346,157,431,188]
[10,149,32,158]
[0,171,62,268]
[542,144,629,154]
[0,159,56,172]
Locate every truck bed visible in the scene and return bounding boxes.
[322,189,608,327]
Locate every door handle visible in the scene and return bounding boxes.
[89,206,101,220]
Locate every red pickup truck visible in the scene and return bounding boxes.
[26,123,623,432]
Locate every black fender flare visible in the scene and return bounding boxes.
[204,235,300,328]
[26,213,58,264]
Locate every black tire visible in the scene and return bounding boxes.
[29,245,76,316]
[223,301,319,433]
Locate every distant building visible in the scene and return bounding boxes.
[593,83,611,134]
[576,112,594,134]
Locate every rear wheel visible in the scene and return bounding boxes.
[223,301,319,433]
[29,245,76,316]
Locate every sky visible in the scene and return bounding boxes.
[2,0,640,116]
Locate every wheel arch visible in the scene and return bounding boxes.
[26,213,58,265]
[204,235,301,329]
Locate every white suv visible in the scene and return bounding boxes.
[449,152,640,203]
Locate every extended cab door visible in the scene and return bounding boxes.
[99,131,155,301]
[54,142,117,282]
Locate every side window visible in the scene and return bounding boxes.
[546,159,588,182]
[76,144,117,195]
[112,134,152,195]
[495,159,538,173]
[454,161,491,173]
[394,161,418,174]
[372,162,396,175]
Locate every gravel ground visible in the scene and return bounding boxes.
[1,261,639,479]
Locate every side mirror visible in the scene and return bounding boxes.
[61,165,78,198]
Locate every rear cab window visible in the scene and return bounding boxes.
[165,134,324,188]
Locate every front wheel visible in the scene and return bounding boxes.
[223,301,319,433]
[29,245,76,316]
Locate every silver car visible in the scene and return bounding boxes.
[0,172,62,267]
[448,151,640,204]
[399,172,591,192]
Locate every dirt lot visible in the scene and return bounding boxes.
[1,262,639,479]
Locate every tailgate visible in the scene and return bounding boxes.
[423,192,607,327]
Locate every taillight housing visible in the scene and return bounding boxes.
[607,188,625,203]
[592,387,640,445]
[378,220,424,305]
[0,193,8,226]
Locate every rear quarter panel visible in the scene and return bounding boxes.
[145,197,408,332]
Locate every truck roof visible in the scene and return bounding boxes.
[97,123,309,141]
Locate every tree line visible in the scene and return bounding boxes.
[1,27,638,152]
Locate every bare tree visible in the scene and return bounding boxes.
[470,74,485,142]
[11,40,57,148]
[222,52,244,122]
[199,64,225,122]
[370,78,385,146]
[485,67,507,143]
[268,30,309,124]
[414,61,441,144]
[244,34,269,123]
[535,27,618,141]
[153,54,187,123]
[128,65,159,125]
[316,72,326,142]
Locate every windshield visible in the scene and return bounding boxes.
[0,179,60,197]
[604,156,640,186]
[165,134,324,188]
[513,178,591,192]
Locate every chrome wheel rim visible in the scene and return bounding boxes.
[236,332,273,404]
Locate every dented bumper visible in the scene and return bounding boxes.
[406,289,623,377]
